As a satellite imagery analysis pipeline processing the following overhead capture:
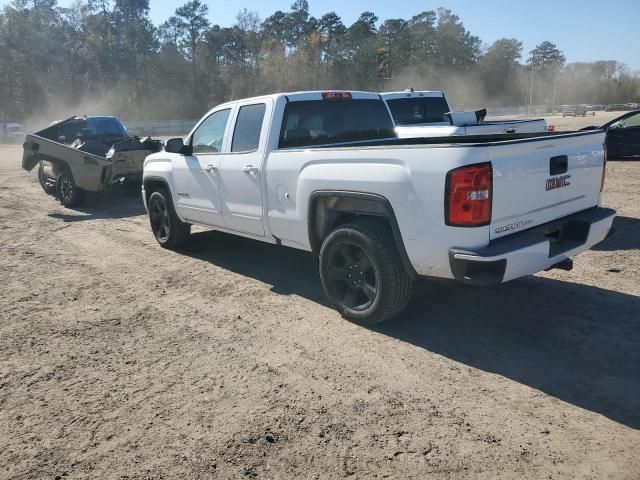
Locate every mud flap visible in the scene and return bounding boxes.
[22,141,40,171]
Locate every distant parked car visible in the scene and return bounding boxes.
[562,105,588,117]
[604,104,630,112]
[1,122,25,143]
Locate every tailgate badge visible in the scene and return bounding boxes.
[495,219,533,235]
[546,175,571,191]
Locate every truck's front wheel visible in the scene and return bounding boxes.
[319,220,412,325]
[148,188,191,249]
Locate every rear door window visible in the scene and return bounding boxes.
[279,99,395,148]
[386,97,451,125]
[231,104,266,153]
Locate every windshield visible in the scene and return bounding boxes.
[279,99,396,148]
[386,97,451,125]
[609,112,640,130]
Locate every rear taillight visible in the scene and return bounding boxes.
[547,124,555,132]
[445,163,493,227]
[601,142,607,192]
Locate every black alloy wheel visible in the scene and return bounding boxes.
[149,193,171,243]
[147,188,191,248]
[324,241,378,312]
[319,220,412,325]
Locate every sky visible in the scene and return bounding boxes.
[3,0,639,70]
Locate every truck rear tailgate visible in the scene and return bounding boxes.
[489,131,606,240]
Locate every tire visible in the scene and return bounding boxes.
[319,219,412,325]
[123,180,142,197]
[56,167,85,207]
[37,163,56,195]
[147,188,190,249]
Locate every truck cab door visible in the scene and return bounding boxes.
[218,101,270,236]
[172,108,231,227]
[606,111,640,158]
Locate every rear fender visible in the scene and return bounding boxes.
[308,191,417,278]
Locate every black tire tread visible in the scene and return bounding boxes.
[56,167,85,207]
[38,164,56,195]
[320,219,412,325]
[149,187,190,249]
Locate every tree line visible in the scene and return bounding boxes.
[1,0,638,121]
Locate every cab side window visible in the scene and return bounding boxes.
[192,109,231,154]
[231,103,266,153]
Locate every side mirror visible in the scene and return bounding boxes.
[165,137,191,155]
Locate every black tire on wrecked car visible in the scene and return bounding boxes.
[37,163,56,195]
[319,219,412,325]
[55,167,85,207]
[148,187,191,249]
[123,180,142,197]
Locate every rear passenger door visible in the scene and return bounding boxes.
[219,101,271,236]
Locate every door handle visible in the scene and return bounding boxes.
[205,164,217,172]
[242,165,259,174]
[505,128,516,134]
[550,155,568,175]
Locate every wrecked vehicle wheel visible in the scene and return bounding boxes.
[38,164,56,195]
[56,168,85,207]
[148,188,190,249]
[123,181,142,197]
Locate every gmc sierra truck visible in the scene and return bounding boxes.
[142,90,614,324]
[381,90,548,138]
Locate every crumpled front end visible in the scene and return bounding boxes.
[107,137,163,182]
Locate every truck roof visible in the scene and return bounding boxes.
[212,90,383,110]
[380,90,446,100]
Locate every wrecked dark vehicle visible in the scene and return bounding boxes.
[22,116,163,207]
[581,109,640,159]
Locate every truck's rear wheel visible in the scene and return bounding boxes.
[148,188,190,249]
[56,168,85,207]
[319,220,412,325]
[38,164,56,195]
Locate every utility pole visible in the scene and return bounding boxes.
[528,55,535,117]
[551,59,558,115]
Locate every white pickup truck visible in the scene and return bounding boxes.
[382,90,548,138]
[143,90,614,324]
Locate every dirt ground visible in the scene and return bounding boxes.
[488,110,624,129]
[1,116,639,479]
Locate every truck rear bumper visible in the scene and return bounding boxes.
[449,207,616,286]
